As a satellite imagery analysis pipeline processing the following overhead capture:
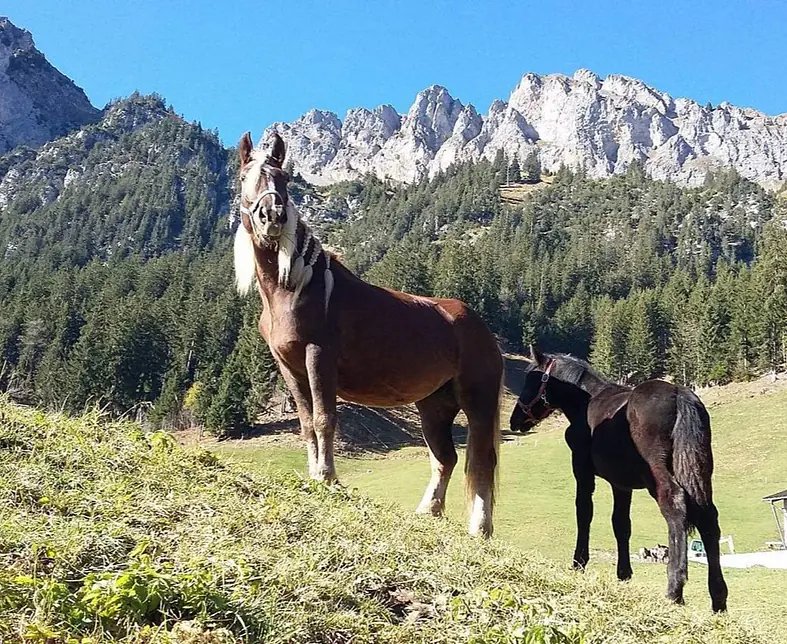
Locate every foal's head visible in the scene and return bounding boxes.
[510,346,596,433]
[238,131,292,242]
[510,345,560,433]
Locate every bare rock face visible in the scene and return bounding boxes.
[264,69,787,190]
[0,18,100,154]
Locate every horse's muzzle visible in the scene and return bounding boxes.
[259,222,282,239]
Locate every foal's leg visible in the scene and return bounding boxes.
[571,450,595,570]
[652,471,689,604]
[415,383,460,517]
[278,364,318,478]
[611,485,633,580]
[691,502,728,612]
[304,343,338,482]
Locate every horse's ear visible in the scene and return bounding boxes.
[239,131,253,168]
[529,343,545,366]
[269,132,286,168]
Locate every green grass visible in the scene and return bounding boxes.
[218,388,787,641]
[0,397,774,643]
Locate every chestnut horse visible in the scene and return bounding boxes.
[233,132,503,536]
[510,348,727,612]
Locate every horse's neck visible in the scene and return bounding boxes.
[576,369,615,398]
[253,213,333,306]
[554,383,592,427]
[552,368,614,425]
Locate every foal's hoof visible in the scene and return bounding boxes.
[712,602,727,613]
[617,567,633,581]
[572,559,588,572]
[666,592,685,605]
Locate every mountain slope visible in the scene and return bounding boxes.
[0,93,231,265]
[0,17,99,154]
[265,70,787,190]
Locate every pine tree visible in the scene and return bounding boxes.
[624,294,656,382]
[508,156,522,184]
[522,150,541,183]
[206,348,252,436]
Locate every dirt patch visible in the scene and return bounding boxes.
[178,400,455,456]
[696,371,787,408]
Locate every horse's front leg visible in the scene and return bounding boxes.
[278,363,318,479]
[571,450,595,570]
[305,343,338,482]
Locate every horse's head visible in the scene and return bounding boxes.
[510,344,559,433]
[238,131,292,242]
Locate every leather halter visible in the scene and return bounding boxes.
[239,183,285,240]
[516,359,556,422]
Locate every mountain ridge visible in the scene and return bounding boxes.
[0,17,100,153]
[263,69,787,190]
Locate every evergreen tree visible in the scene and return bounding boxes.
[522,150,541,183]
[206,349,252,436]
[508,156,521,184]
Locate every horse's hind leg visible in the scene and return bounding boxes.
[611,485,633,580]
[415,382,460,517]
[690,502,728,612]
[456,377,500,538]
[651,471,689,604]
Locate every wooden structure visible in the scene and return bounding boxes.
[763,489,787,549]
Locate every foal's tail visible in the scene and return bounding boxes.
[672,388,714,529]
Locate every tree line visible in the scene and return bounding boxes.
[333,158,787,387]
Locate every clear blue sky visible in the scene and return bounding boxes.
[5,1,786,146]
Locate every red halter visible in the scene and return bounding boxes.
[516,359,556,422]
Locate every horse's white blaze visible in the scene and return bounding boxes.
[324,265,334,313]
[234,223,257,296]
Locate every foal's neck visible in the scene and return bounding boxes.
[554,384,592,427]
[550,368,612,426]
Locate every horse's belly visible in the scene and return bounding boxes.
[591,420,648,490]
[337,361,455,407]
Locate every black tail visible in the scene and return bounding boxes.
[672,388,714,531]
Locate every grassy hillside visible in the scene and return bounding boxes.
[0,397,770,643]
[218,384,787,640]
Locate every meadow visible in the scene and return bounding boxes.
[217,382,787,640]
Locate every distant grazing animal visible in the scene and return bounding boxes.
[233,132,503,536]
[510,347,727,612]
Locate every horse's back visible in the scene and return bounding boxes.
[627,379,680,428]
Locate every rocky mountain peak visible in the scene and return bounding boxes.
[0,17,34,54]
[0,17,100,154]
[265,69,787,191]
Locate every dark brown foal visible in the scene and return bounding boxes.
[510,348,728,612]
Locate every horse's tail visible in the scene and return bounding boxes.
[672,388,714,531]
[463,372,502,536]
